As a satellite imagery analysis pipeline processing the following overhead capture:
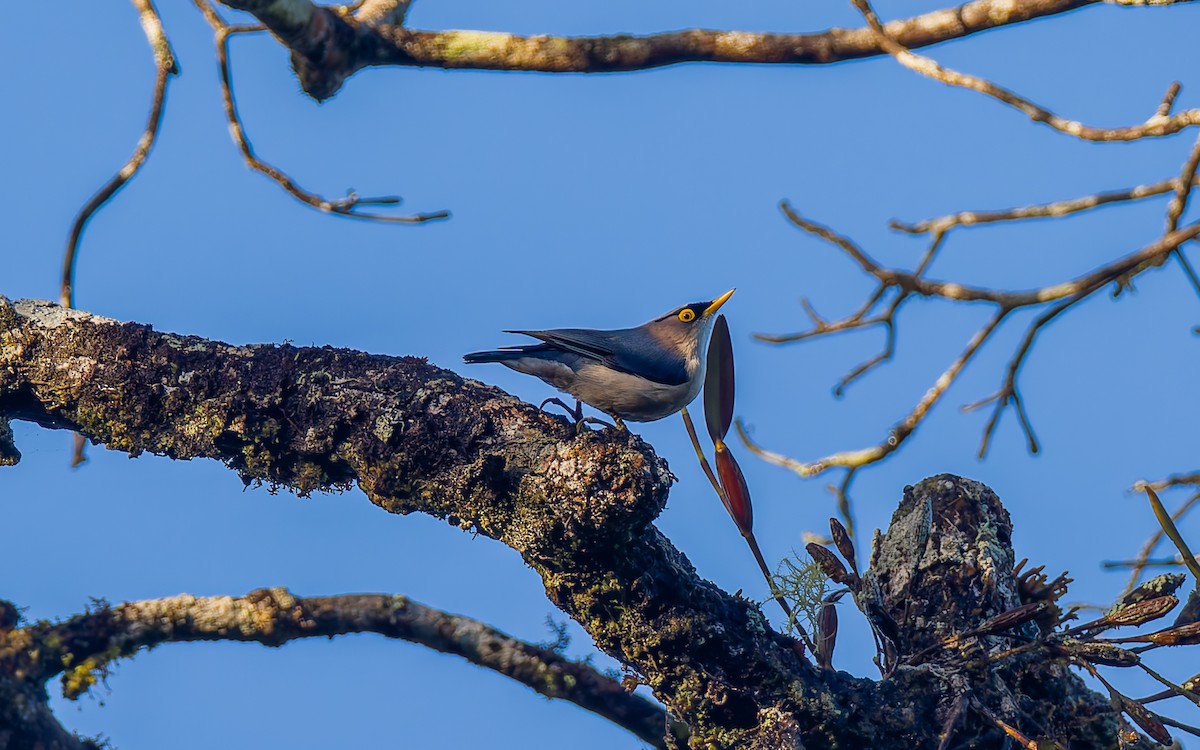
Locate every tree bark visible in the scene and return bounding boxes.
[0,297,1117,748]
[212,0,1106,100]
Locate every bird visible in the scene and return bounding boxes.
[463,289,734,428]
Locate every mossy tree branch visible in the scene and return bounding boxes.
[0,588,668,748]
[0,297,1119,748]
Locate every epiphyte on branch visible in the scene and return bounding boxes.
[463,290,735,427]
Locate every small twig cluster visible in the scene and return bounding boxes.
[192,0,449,224]
[740,0,1200,534]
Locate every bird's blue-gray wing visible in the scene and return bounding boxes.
[506,328,688,386]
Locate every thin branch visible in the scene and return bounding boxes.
[354,0,411,26]
[893,175,1200,236]
[1103,554,1194,570]
[192,0,448,223]
[1148,472,1200,491]
[851,0,1200,141]
[758,231,947,401]
[1163,133,1200,233]
[62,0,178,310]
[781,200,1200,306]
[1165,133,1200,289]
[962,294,1086,458]
[9,589,667,748]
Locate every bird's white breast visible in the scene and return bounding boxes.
[567,361,702,422]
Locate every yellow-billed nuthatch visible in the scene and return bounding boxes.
[464,289,735,426]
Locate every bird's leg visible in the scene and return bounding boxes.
[539,397,584,423]
[608,415,628,432]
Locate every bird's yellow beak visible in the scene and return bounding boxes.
[703,288,736,317]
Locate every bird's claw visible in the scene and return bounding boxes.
[539,397,584,423]
[575,416,615,434]
[537,398,627,434]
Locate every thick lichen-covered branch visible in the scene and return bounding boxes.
[210,0,1129,100]
[0,296,854,749]
[0,588,667,748]
[0,299,1126,747]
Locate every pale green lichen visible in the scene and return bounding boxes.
[440,30,512,60]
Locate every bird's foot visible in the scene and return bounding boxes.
[575,416,615,434]
[539,397,584,423]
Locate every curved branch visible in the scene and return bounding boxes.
[3,589,667,748]
[62,0,179,310]
[191,0,449,223]
[212,0,1125,100]
[851,0,1200,141]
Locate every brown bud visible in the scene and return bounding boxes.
[1119,695,1173,745]
[1143,620,1200,647]
[972,602,1049,637]
[1063,640,1139,667]
[1115,573,1186,610]
[703,315,735,443]
[1105,594,1179,628]
[714,443,752,536]
[817,600,838,672]
[1173,588,1200,627]
[805,543,855,586]
[829,518,858,577]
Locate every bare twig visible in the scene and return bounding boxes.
[192,0,448,223]
[893,176,1200,236]
[1165,134,1200,294]
[62,0,178,311]
[1103,554,1195,570]
[851,0,1200,142]
[962,294,1088,457]
[1148,473,1200,491]
[1163,134,1200,233]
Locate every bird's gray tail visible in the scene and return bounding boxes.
[463,347,537,364]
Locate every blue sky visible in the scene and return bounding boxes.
[3,1,1200,747]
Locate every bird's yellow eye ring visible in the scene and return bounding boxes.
[678,308,696,323]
